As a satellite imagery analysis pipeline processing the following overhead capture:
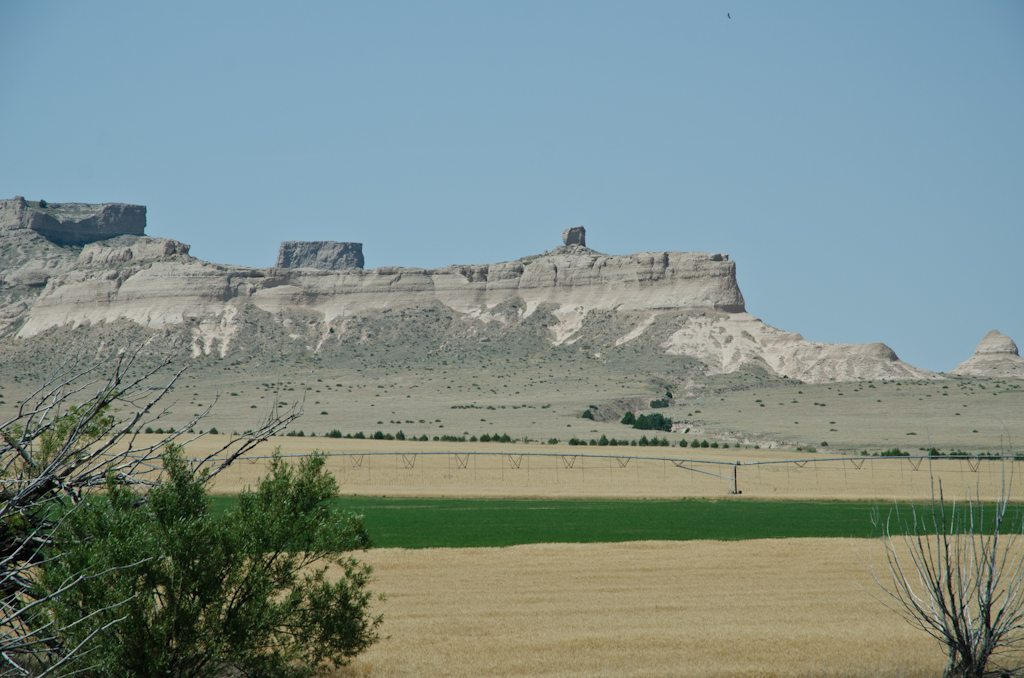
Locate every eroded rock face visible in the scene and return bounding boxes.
[658,312,935,382]
[562,226,586,247]
[950,331,1024,378]
[276,241,364,270]
[0,205,944,383]
[0,197,145,245]
[974,330,1018,356]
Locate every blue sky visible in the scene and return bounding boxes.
[1,1,1021,372]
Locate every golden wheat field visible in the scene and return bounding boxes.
[105,435,1024,676]
[328,539,981,678]
[148,435,1024,503]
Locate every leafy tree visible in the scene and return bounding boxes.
[43,448,381,678]
[581,409,594,420]
[0,349,299,675]
[633,413,672,432]
[620,412,636,426]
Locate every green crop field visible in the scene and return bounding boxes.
[208,495,1017,549]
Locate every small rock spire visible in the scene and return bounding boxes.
[562,226,586,247]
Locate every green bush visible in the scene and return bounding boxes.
[598,434,609,446]
[581,409,594,420]
[690,439,700,448]
[633,413,672,432]
[547,438,558,445]
[700,440,709,448]
[326,429,343,438]
[620,412,636,425]
[42,448,381,677]
[649,399,669,409]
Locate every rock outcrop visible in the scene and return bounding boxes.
[658,312,936,382]
[562,226,586,247]
[0,197,145,245]
[0,200,945,383]
[17,248,746,342]
[276,241,364,270]
[950,331,1024,378]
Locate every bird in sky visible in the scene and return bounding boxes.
[728,13,731,18]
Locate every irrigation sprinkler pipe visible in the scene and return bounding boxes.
[97,450,1016,465]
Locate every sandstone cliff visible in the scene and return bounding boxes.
[0,197,145,245]
[950,331,1024,379]
[16,245,745,348]
[0,198,943,383]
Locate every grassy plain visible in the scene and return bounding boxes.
[330,539,972,678]
[167,373,1024,456]
[3,343,1020,457]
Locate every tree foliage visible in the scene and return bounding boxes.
[42,448,380,678]
[632,413,672,432]
[0,348,301,675]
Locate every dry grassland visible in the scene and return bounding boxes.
[330,539,977,678]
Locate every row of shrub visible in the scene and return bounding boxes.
[567,435,673,447]
[564,435,731,449]
[147,425,738,450]
[320,430,518,444]
[859,447,1024,460]
[145,426,217,435]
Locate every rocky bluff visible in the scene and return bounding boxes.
[0,198,947,382]
[0,197,145,245]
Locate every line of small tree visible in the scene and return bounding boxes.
[859,447,1024,460]
[319,430,517,443]
[568,435,672,447]
[683,439,730,449]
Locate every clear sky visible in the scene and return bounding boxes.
[1,2,1021,373]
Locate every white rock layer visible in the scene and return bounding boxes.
[950,331,1024,379]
